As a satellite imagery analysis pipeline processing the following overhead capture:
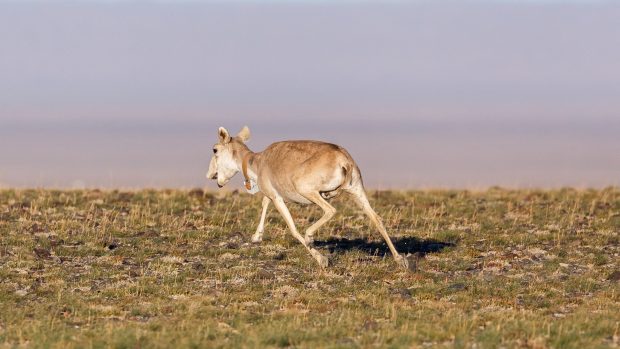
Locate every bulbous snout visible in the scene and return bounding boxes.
[206,156,220,185]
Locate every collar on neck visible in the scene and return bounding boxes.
[241,153,253,190]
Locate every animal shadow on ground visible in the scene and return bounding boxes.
[314,235,455,258]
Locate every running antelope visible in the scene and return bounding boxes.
[206,126,409,269]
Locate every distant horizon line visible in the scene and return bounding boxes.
[1,185,618,191]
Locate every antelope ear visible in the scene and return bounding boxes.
[237,126,251,143]
[218,127,231,144]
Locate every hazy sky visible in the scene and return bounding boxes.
[0,0,618,189]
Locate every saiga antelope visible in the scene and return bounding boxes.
[206,126,408,269]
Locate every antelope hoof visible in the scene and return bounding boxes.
[304,235,314,246]
[310,249,329,268]
[251,233,263,243]
[395,255,409,270]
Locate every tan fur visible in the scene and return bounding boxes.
[206,126,408,269]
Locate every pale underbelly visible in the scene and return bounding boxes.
[281,191,312,205]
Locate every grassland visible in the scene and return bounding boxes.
[0,188,618,348]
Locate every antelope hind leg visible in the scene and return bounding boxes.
[347,186,408,269]
[300,191,337,245]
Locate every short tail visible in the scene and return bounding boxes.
[342,163,354,188]
[337,147,362,188]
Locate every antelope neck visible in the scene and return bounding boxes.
[241,151,256,190]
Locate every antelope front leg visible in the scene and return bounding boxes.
[251,196,270,243]
[271,196,329,268]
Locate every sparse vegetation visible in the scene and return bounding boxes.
[0,188,619,348]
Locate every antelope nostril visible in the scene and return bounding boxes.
[211,173,218,180]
